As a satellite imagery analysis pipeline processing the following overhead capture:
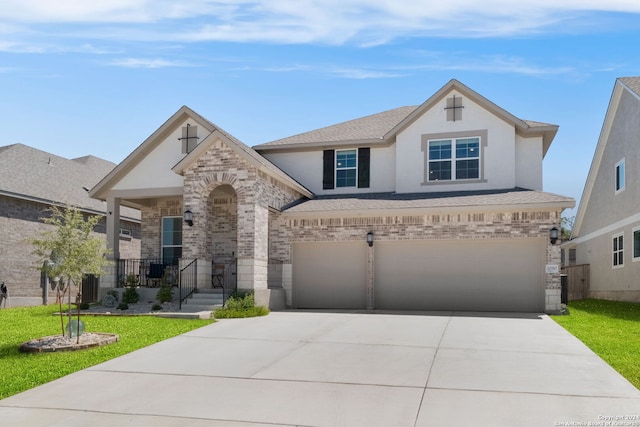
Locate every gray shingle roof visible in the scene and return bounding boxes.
[254,106,418,148]
[0,144,140,220]
[619,77,640,96]
[283,188,574,214]
[254,79,557,151]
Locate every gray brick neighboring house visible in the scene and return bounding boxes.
[0,144,141,307]
[91,79,575,313]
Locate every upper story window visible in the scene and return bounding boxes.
[615,159,625,193]
[336,149,357,187]
[323,148,370,190]
[633,227,640,262]
[613,233,624,268]
[427,137,480,182]
[162,217,183,265]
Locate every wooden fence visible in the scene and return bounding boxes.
[561,264,590,301]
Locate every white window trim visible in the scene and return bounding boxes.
[612,232,624,269]
[427,136,481,182]
[335,149,358,188]
[633,226,640,263]
[615,158,625,194]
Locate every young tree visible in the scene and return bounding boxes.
[32,206,111,341]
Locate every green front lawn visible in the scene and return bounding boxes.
[0,305,214,399]
[552,299,640,389]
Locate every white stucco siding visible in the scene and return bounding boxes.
[262,144,396,195]
[395,90,517,193]
[113,122,191,191]
[515,135,543,190]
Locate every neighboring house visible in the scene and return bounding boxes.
[90,79,574,313]
[566,77,640,302]
[0,144,141,307]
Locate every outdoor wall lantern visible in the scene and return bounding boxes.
[184,209,194,227]
[367,231,374,247]
[549,226,559,245]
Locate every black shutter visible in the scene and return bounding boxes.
[358,147,370,188]
[323,149,335,189]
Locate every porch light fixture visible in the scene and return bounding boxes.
[184,209,193,227]
[367,231,374,247]
[549,226,559,245]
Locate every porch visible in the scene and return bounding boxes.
[114,258,238,310]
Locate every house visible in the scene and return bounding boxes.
[566,77,640,302]
[90,79,574,313]
[0,144,141,307]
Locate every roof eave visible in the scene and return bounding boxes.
[90,106,214,201]
[282,199,575,219]
[254,138,388,152]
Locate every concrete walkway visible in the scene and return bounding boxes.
[1,311,639,426]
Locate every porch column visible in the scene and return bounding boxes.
[103,196,121,289]
[237,203,269,295]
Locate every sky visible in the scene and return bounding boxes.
[2,1,640,219]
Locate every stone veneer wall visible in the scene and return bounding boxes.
[270,208,564,313]
[178,139,306,293]
[0,195,140,306]
[140,198,183,260]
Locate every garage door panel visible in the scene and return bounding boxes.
[375,239,544,312]
[293,242,367,309]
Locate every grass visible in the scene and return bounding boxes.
[552,299,640,389]
[0,304,214,399]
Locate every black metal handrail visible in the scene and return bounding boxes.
[179,259,198,309]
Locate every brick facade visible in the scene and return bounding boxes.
[269,208,564,312]
[0,195,140,306]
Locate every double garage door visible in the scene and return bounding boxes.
[292,238,545,312]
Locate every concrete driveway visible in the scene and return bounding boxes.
[1,311,639,426]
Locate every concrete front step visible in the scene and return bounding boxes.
[179,288,225,313]
[195,288,224,295]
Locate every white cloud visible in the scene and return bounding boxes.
[1,1,639,45]
[107,57,190,68]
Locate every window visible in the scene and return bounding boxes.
[428,137,480,181]
[615,159,625,193]
[633,227,640,262]
[323,148,370,190]
[613,233,624,268]
[336,149,357,187]
[162,217,182,265]
[119,228,132,240]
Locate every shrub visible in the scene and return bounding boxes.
[122,287,140,304]
[225,292,256,310]
[214,292,269,319]
[78,302,91,310]
[117,302,129,310]
[214,305,269,318]
[106,289,119,302]
[156,285,173,303]
[151,303,163,311]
